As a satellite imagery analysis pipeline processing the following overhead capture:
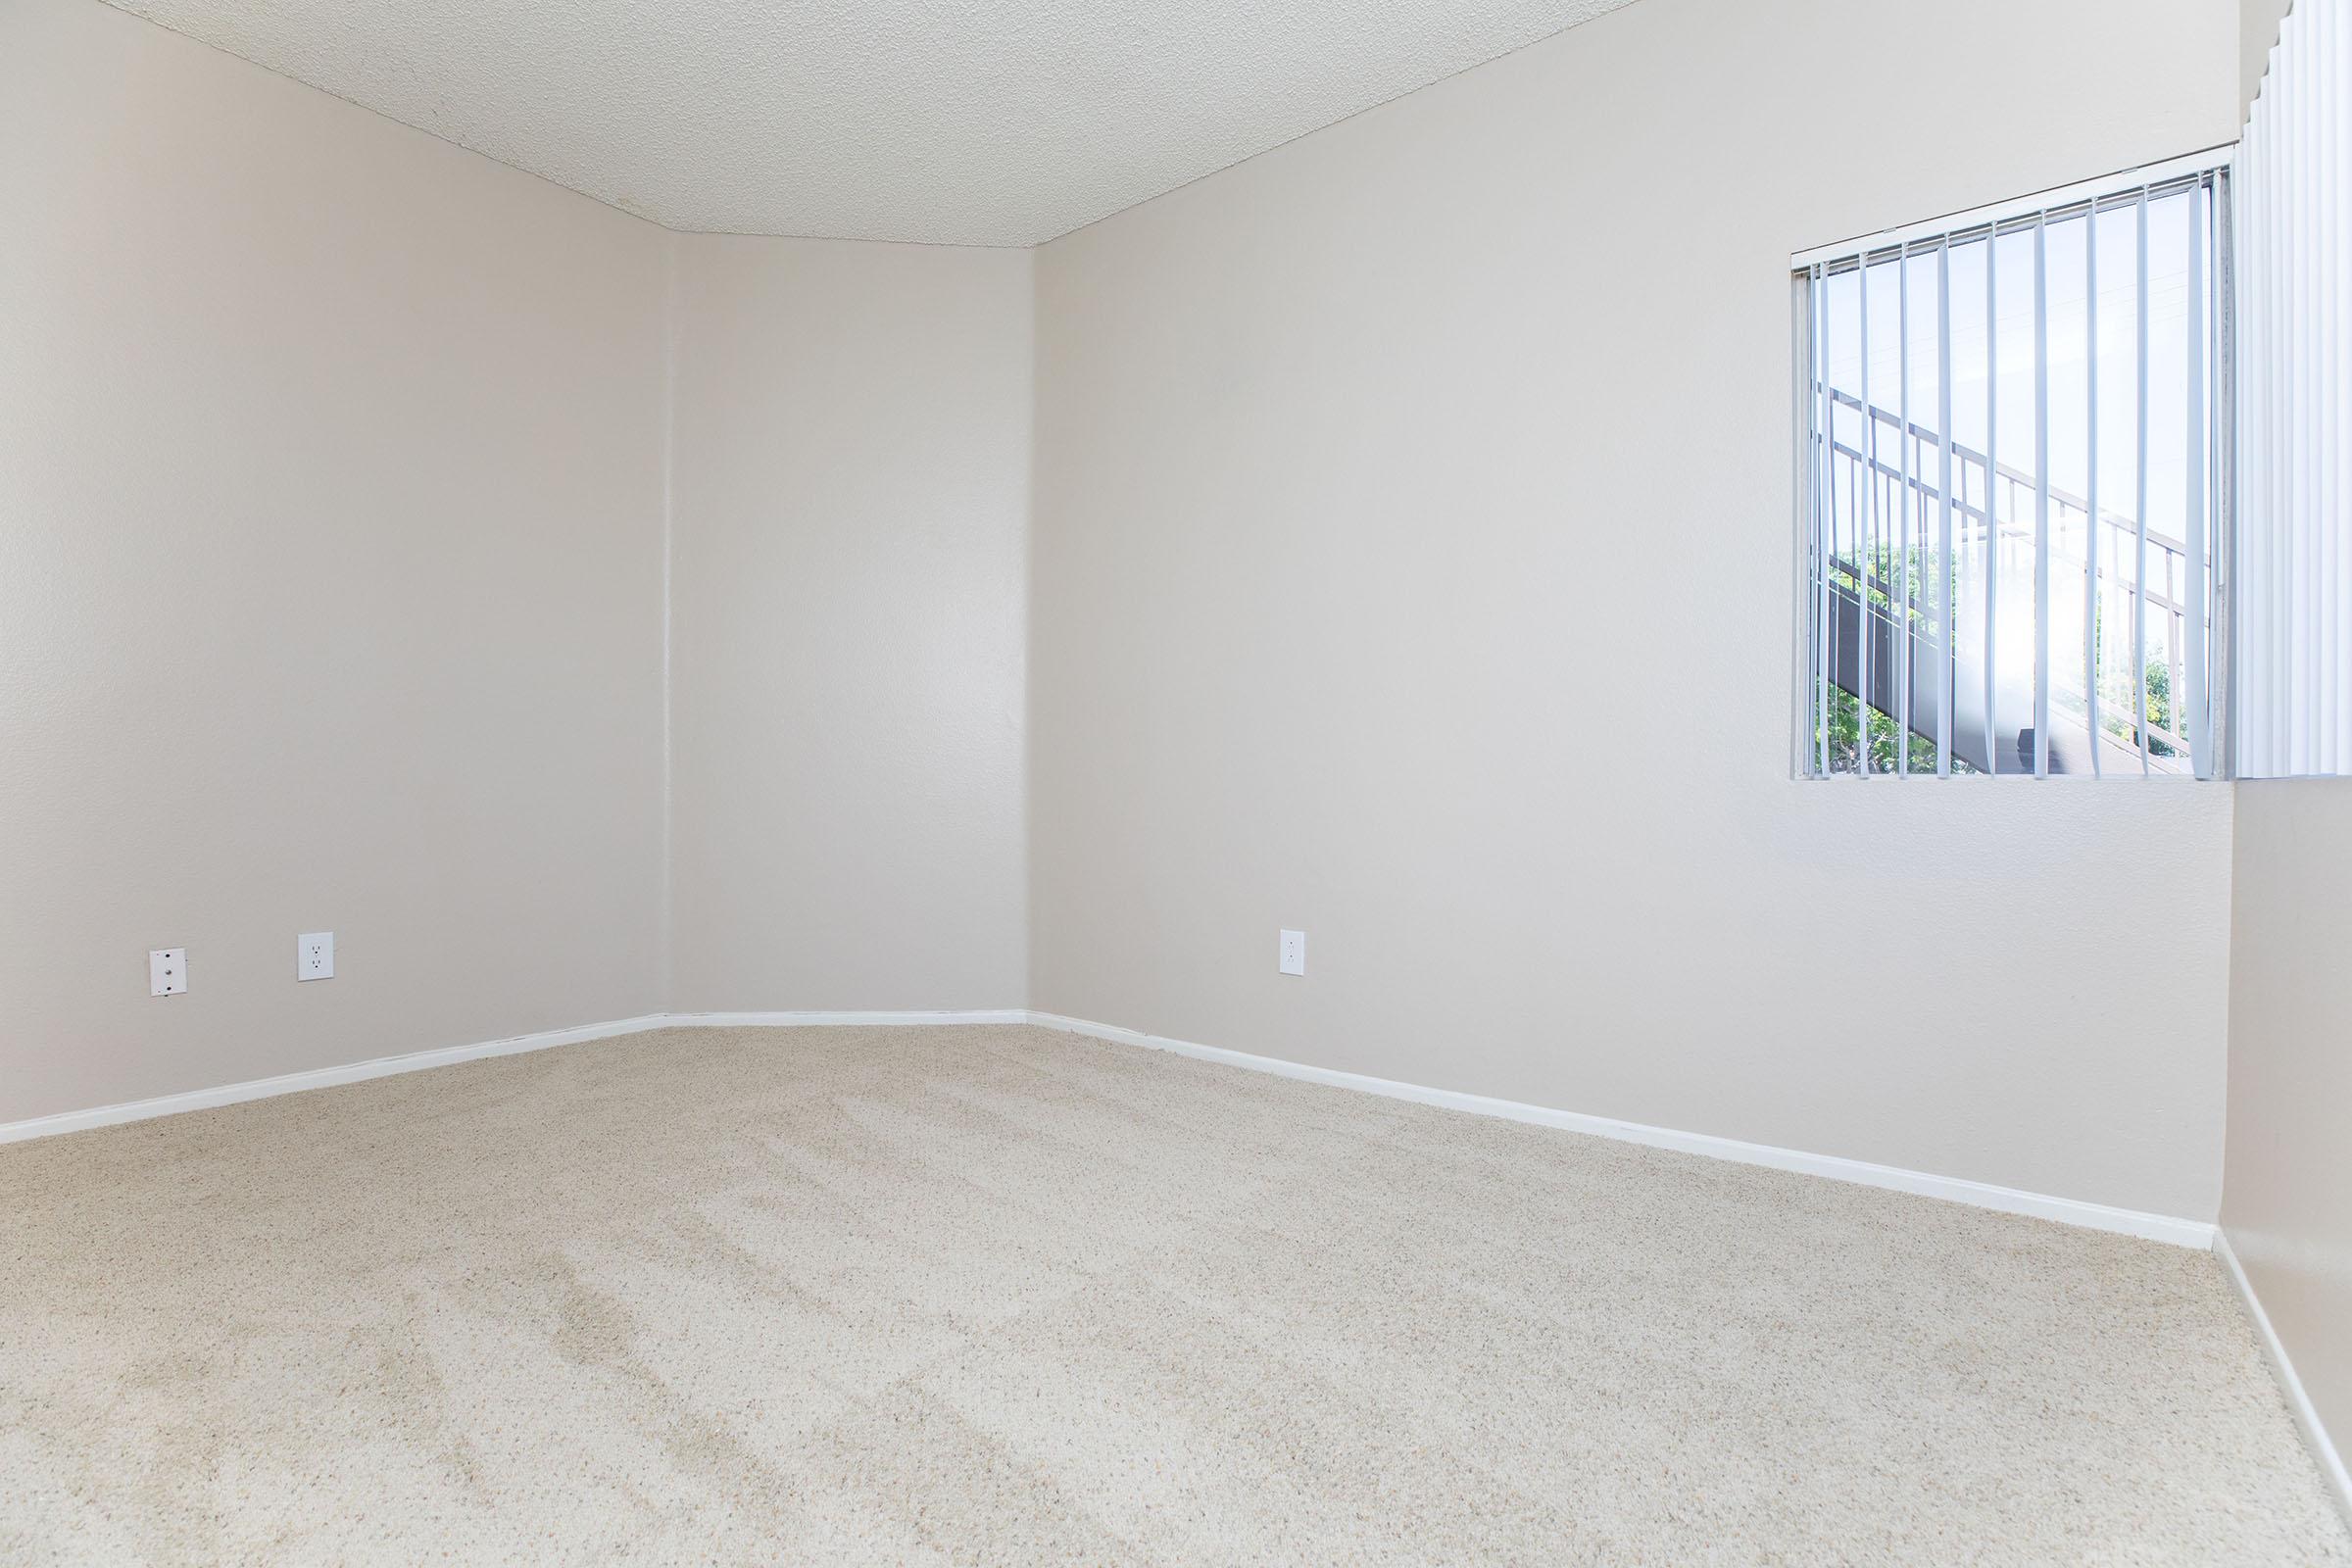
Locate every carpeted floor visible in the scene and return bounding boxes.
[1,1024,2345,1565]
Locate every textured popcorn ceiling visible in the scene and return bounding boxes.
[102,0,1641,245]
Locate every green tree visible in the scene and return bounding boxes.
[1820,686,1977,775]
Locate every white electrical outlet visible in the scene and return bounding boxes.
[1279,929,1306,976]
[149,949,187,997]
[297,932,335,981]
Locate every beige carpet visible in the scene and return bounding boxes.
[2,1024,2345,1565]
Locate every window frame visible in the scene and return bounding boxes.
[1789,151,2237,782]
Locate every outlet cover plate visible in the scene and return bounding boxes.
[149,949,186,997]
[1279,929,1306,976]
[298,932,335,981]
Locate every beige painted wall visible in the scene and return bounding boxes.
[1,0,1036,1125]
[2223,0,2346,1496]
[666,236,1031,1011]
[1029,0,2240,1221]
[2225,781,2352,1485]
[0,0,670,1122]
[3,0,2254,1236]
[2244,0,2294,110]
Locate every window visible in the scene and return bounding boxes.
[1794,158,2230,778]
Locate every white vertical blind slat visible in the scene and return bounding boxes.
[1858,267,1876,773]
[2033,217,2052,777]
[2324,0,2342,766]
[2185,178,2210,777]
[2135,192,2153,775]
[1936,242,1955,777]
[2238,0,2351,775]
[2085,210,2104,775]
[1897,245,1914,775]
[1816,265,1833,777]
[1985,234,2002,772]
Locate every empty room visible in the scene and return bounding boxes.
[3,0,2349,1560]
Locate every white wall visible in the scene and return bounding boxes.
[1029,0,2240,1221]
[2244,0,2296,108]
[5,0,2251,1240]
[0,0,670,1124]
[2225,781,2352,1489]
[666,236,1031,1011]
[0,0,1036,1127]
[2222,0,2350,1499]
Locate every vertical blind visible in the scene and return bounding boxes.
[1796,161,2230,778]
[2236,0,2352,777]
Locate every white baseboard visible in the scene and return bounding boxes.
[0,1013,674,1146]
[0,1004,2217,1254]
[2216,1229,2352,1521]
[668,1009,1031,1028]
[1023,1010,2217,1250]
[0,1009,1040,1144]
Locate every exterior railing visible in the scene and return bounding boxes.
[1817,385,2194,769]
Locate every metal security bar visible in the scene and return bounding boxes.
[1797,164,2230,779]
